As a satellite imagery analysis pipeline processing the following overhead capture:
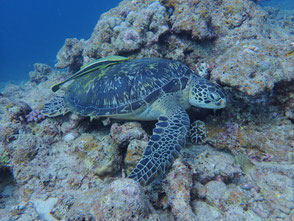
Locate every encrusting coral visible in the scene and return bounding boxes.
[55,0,293,99]
[25,109,45,123]
[0,0,294,220]
[29,63,53,84]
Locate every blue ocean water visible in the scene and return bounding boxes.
[0,0,121,85]
[259,0,294,9]
[0,0,293,87]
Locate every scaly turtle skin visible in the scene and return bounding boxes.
[42,57,227,186]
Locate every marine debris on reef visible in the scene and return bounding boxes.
[0,0,294,220]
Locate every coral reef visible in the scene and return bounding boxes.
[0,170,18,220]
[29,63,53,84]
[54,0,293,101]
[183,145,242,183]
[25,109,46,123]
[206,111,294,164]
[0,122,18,145]
[110,122,148,145]
[5,100,32,122]
[164,159,196,221]
[124,139,148,176]
[83,1,169,58]
[64,179,159,220]
[0,0,294,220]
[74,133,121,179]
[92,179,158,220]
[210,41,292,96]
[55,38,85,73]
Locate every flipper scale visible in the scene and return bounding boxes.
[128,108,190,186]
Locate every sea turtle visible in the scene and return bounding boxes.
[42,56,227,186]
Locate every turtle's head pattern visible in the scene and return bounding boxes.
[189,77,226,109]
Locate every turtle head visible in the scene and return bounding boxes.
[189,78,226,109]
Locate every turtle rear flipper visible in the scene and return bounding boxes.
[128,107,190,186]
[41,96,69,117]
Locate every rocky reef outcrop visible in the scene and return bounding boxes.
[0,0,294,220]
[56,0,293,99]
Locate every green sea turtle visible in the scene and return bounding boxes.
[42,56,227,186]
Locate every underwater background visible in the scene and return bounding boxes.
[0,0,121,86]
[1,0,293,87]
[1,0,293,88]
[0,0,293,220]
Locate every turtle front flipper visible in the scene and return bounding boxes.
[128,108,190,186]
[41,96,69,117]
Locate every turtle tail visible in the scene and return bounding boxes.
[41,96,69,117]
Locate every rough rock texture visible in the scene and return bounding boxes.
[84,1,169,58]
[163,159,197,221]
[110,122,149,175]
[29,63,53,84]
[65,179,158,220]
[55,38,85,73]
[92,179,157,220]
[55,0,294,99]
[1,0,294,220]
[183,145,242,183]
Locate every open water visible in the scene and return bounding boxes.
[0,0,293,89]
[0,0,121,87]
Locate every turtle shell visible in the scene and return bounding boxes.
[51,55,128,92]
[64,58,192,116]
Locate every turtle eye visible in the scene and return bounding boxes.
[209,92,220,101]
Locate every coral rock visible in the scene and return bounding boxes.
[191,201,222,221]
[124,139,147,176]
[73,134,121,179]
[83,1,169,57]
[29,63,53,84]
[183,145,242,183]
[92,179,156,220]
[25,109,45,123]
[110,122,148,145]
[55,38,85,72]
[164,158,197,221]
[5,101,32,122]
